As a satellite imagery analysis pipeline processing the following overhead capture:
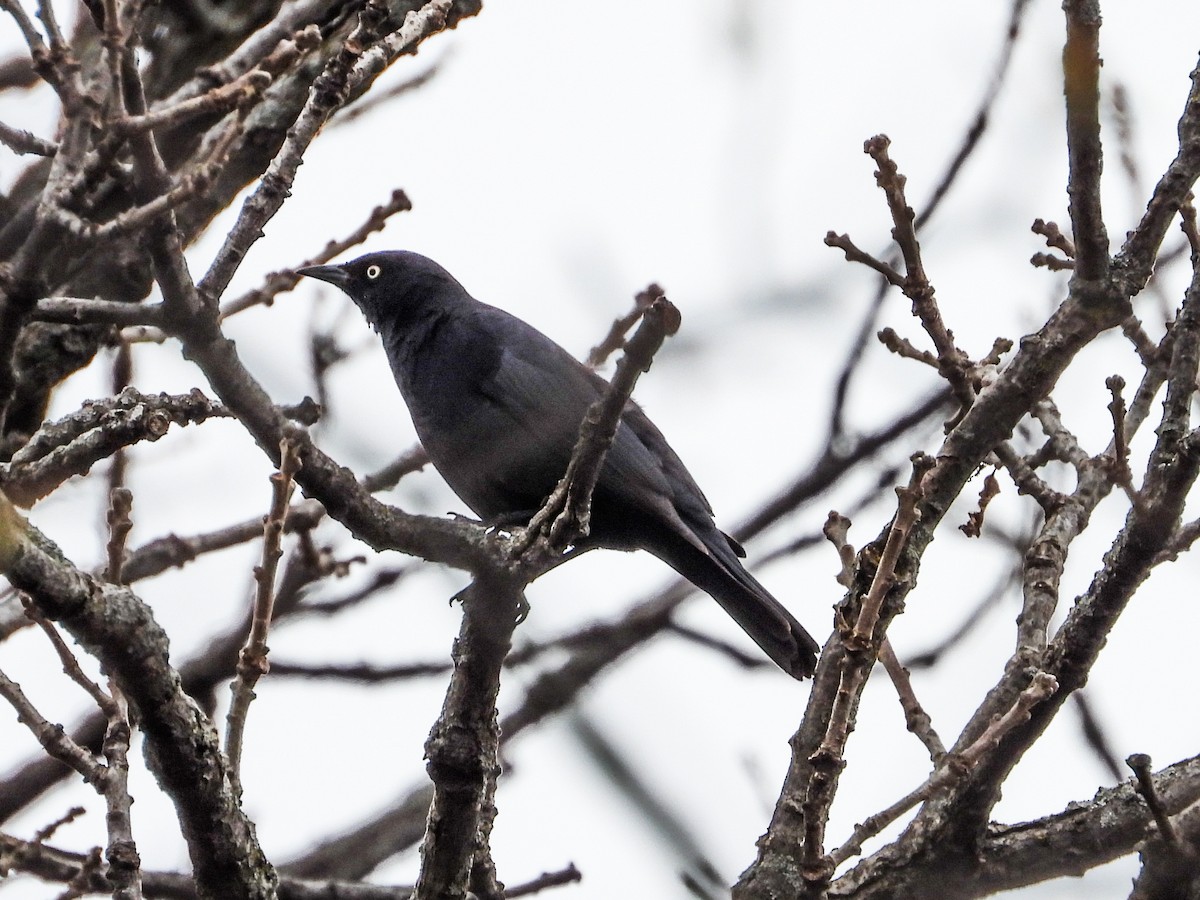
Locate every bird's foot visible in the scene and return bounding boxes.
[487,510,538,529]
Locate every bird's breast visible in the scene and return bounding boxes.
[388,323,555,518]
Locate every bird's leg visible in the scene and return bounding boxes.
[486,510,539,530]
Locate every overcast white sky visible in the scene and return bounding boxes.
[3,2,1200,898]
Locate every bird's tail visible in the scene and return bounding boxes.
[648,528,820,680]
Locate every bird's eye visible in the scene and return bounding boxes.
[366,265,381,280]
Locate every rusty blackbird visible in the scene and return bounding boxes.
[298,251,819,678]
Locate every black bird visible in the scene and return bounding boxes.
[298,251,820,679]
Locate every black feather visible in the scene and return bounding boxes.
[299,251,819,679]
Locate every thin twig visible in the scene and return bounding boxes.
[100,682,141,900]
[0,118,56,156]
[197,1,447,307]
[516,295,681,553]
[1031,218,1077,257]
[104,488,133,585]
[113,67,273,136]
[347,0,452,93]
[829,672,1057,866]
[849,454,932,648]
[798,454,934,883]
[863,136,975,411]
[1031,398,1089,470]
[225,435,302,788]
[1,388,240,506]
[0,667,107,786]
[1031,252,1076,271]
[21,596,116,715]
[878,640,945,761]
[267,659,452,681]
[34,807,89,843]
[507,863,583,897]
[1105,374,1140,506]
[960,470,1000,538]
[1128,753,1185,853]
[822,511,856,588]
[824,232,905,287]
[220,188,414,319]
[666,622,773,670]
[992,442,1065,512]
[585,283,662,368]
[877,327,938,367]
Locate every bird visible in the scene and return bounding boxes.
[298,251,820,679]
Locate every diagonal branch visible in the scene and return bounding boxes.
[196,0,448,309]
[518,295,680,553]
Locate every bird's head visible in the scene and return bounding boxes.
[297,250,468,331]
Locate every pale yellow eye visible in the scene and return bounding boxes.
[366,265,381,279]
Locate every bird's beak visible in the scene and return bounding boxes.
[296,264,351,290]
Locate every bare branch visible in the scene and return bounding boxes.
[585,282,662,369]
[2,388,233,506]
[1031,218,1077,258]
[104,487,133,585]
[225,437,302,786]
[115,67,273,137]
[878,640,945,762]
[863,136,975,411]
[823,231,905,286]
[830,672,1058,867]
[220,188,414,319]
[32,295,165,328]
[198,1,449,308]
[0,117,56,156]
[877,326,938,367]
[507,863,582,897]
[1128,753,1186,854]
[1030,251,1075,271]
[267,659,452,681]
[412,573,524,900]
[100,684,142,900]
[849,454,932,648]
[0,495,278,898]
[21,595,116,716]
[1113,56,1200,297]
[666,621,773,671]
[517,295,681,553]
[1062,0,1109,282]
[0,666,107,786]
[821,511,855,588]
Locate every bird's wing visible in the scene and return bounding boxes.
[474,306,716,550]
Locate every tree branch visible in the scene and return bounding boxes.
[0,496,278,899]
